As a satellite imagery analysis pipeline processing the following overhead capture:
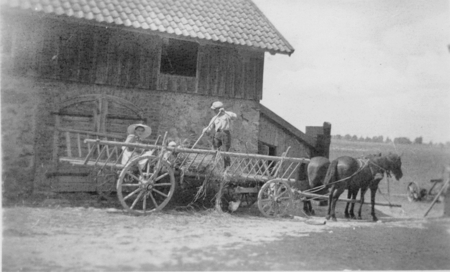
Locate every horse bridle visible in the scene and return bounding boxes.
[368,160,391,179]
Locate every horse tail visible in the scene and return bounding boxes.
[323,159,339,188]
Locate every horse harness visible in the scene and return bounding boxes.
[367,159,392,179]
[325,159,370,187]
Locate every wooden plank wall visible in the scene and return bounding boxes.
[197,45,264,100]
[5,15,161,90]
[4,13,264,101]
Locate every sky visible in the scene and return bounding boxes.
[253,0,450,144]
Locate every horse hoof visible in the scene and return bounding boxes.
[311,210,315,216]
[345,214,350,219]
[326,215,331,220]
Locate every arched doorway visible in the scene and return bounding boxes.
[52,94,147,192]
[56,94,146,134]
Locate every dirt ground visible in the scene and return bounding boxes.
[2,192,450,271]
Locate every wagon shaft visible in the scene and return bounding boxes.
[296,189,401,207]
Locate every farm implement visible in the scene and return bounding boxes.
[406,166,450,217]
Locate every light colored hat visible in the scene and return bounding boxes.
[127,124,152,139]
[211,101,224,110]
[168,141,177,147]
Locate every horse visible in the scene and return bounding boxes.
[323,152,403,221]
[299,156,330,215]
[344,153,382,219]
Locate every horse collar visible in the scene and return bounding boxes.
[368,160,387,175]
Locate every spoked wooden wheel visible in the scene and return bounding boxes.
[406,182,421,202]
[117,155,175,214]
[258,179,293,217]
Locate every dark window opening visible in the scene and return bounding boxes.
[160,39,198,77]
[258,141,277,173]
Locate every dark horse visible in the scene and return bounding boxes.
[323,152,403,221]
[300,156,330,215]
[344,153,382,219]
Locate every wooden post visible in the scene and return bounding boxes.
[424,177,450,217]
[441,166,450,217]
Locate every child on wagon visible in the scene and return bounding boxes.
[121,123,153,166]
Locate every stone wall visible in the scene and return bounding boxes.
[157,92,259,153]
[1,74,260,197]
[2,76,40,199]
[258,115,311,159]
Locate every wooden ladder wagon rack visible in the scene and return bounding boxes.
[59,137,313,217]
[78,139,309,182]
[55,129,160,193]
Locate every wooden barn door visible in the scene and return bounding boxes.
[52,94,146,192]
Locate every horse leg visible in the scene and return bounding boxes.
[370,187,378,221]
[349,189,357,219]
[326,187,334,220]
[306,199,315,215]
[329,187,343,221]
[344,189,351,218]
[358,187,368,219]
[303,199,312,215]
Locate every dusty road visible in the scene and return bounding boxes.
[2,194,450,271]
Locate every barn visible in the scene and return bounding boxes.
[1,0,331,198]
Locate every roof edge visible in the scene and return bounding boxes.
[1,2,295,55]
[249,0,295,55]
[259,103,316,148]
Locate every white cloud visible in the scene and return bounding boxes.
[255,0,450,143]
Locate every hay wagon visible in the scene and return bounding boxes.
[58,130,310,217]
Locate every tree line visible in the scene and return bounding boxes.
[332,134,450,147]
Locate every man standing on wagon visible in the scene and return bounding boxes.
[202,101,237,166]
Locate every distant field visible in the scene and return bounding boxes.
[329,139,450,198]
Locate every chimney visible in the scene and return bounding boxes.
[306,122,332,158]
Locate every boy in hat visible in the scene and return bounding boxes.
[203,101,237,166]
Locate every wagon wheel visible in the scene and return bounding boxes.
[117,155,175,214]
[258,179,293,217]
[95,168,118,200]
[406,182,421,202]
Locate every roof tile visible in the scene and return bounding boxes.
[95,13,104,22]
[65,8,74,17]
[114,17,123,25]
[149,23,157,31]
[124,19,132,26]
[74,10,84,18]
[43,4,53,13]
[105,15,114,23]
[4,0,294,55]
[55,6,64,14]
[97,1,106,8]
[132,20,140,28]
[136,14,144,22]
